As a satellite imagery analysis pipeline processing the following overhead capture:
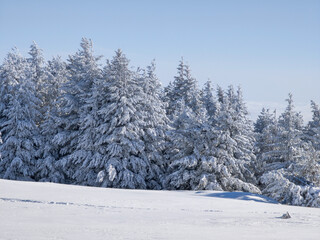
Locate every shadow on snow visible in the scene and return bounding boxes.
[196,191,278,204]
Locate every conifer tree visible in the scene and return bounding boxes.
[138,61,170,189]
[164,101,218,190]
[254,108,281,174]
[36,57,68,182]
[0,50,41,180]
[260,94,320,206]
[75,50,149,189]
[254,108,275,134]
[165,86,260,193]
[165,58,202,119]
[201,80,219,125]
[211,86,260,193]
[53,38,102,182]
[27,42,46,123]
[305,101,320,150]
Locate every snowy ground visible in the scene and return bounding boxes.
[1,180,320,240]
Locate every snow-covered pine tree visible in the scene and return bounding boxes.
[138,61,170,189]
[277,93,304,164]
[163,81,174,116]
[27,42,46,122]
[254,108,275,134]
[165,58,202,119]
[254,108,281,174]
[201,80,219,125]
[165,86,260,193]
[260,94,320,207]
[304,101,320,151]
[28,42,46,92]
[164,99,215,190]
[53,38,102,183]
[0,48,26,176]
[0,48,26,123]
[67,39,103,185]
[256,94,304,173]
[0,49,42,180]
[36,57,69,182]
[216,85,225,104]
[211,86,260,193]
[75,49,150,189]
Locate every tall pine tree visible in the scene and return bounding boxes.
[53,38,102,183]
[0,49,42,180]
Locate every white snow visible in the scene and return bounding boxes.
[1,179,320,240]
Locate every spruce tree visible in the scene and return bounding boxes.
[53,38,101,183]
[76,50,148,189]
[138,61,170,189]
[254,108,281,174]
[305,101,320,150]
[212,86,260,193]
[165,86,260,193]
[165,58,202,119]
[201,80,219,125]
[0,50,41,180]
[260,94,320,206]
[36,57,68,182]
[27,42,46,123]
[164,101,218,190]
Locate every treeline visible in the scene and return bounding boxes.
[0,38,319,207]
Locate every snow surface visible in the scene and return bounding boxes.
[1,179,320,240]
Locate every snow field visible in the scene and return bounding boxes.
[1,179,320,240]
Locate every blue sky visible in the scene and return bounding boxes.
[1,0,319,120]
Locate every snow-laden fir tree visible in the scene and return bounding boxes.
[35,57,69,182]
[277,93,304,163]
[254,108,281,174]
[0,48,27,176]
[216,85,225,104]
[0,49,42,180]
[0,48,23,128]
[28,42,46,92]
[304,101,320,151]
[260,169,320,207]
[164,100,218,190]
[211,86,260,193]
[164,58,202,119]
[27,42,46,122]
[201,80,219,125]
[53,38,102,183]
[73,50,150,189]
[254,108,275,134]
[259,94,320,206]
[165,86,260,193]
[256,94,304,173]
[138,61,170,189]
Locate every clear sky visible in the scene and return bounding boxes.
[1,0,319,121]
